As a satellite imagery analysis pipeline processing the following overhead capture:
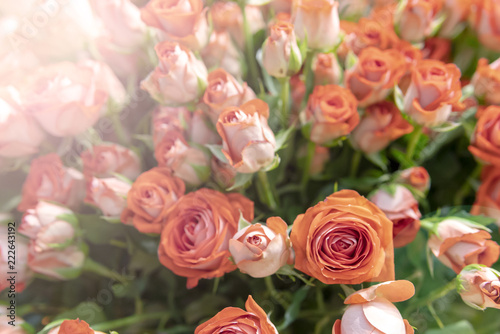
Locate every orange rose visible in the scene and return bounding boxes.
[403,59,463,127]
[332,280,415,334]
[395,40,423,93]
[81,143,141,180]
[342,18,399,56]
[469,106,500,166]
[398,166,431,192]
[457,265,500,310]
[201,31,242,80]
[312,53,341,86]
[290,189,394,284]
[471,58,500,105]
[351,101,413,154]
[195,295,278,334]
[18,154,85,212]
[345,47,406,107]
[472,166,500,225]
[422,37,452,62]
[470,0,500,52]
[158,188,253,288]
[396,0,443,42]
[301,85,359,145]
[428,218,500,273]
[121,167,185,234]
[48,319,105,334]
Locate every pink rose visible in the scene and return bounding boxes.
[440,0,472,37]
[262,22,302,78]
[396,0,443,42]
[81,143,141,180]
[229,217,292,278]
[201,31,242,79]
[457,265,500,310]
[470,0,500,52]
[0,227,31,293]
[85,177,131,217]
[141,41,208,106]
[312,53,341,86]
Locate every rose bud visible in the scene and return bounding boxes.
[201,31,242,79]
[395,40,423,94]
[211,156,237,189]
[332,280,415,334]
[440,0,472,37]
[203,69,256,123]
[0,87,44,157]
[17,154,85,212]
[229,217,292,278]
[300,85,359,145]
[471,58,500,105]
[428,218,500,273]
[85,177,131,218]
[403,59,463,127]
[471,166,500,225]
[217,99,277,174]
[398,166,431,192]
[195,295,278,334]
[0,228,31,293]
[154,131,210,186]
[159,188,253,288]
[312,53,341,86]
[0,314,29,334]
[262,22,302,78]
[470,0,500,52]
[345,47,406,107]
[351,101,413,154]
[23,60,125,137]
[81,143,141,180]
[48,319,106,334]
[141,41,208,106]
[140,0,208,50]
[469,106,500,166]
[291,0,340,50]
[343,18,399,56]
[457,265,500,310]
[290,189,395,284]
[121,167,185,234]
[370,185,422,248]
[396,0,443,43]
[422,37,452,63]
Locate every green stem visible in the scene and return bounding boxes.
[279,77,291,128]
[257,171,278,210]
[240,1,259,91]
[301,140,316,190]
[406,125,423,161]
[83,258,129,285]
[453,163,482,206]
[92,312,167,332]
[427,302,444,329]
[264,276,289,309]
[350,150,362,178]
[404,279,457,316]
[303,50,316,105]
[110,112,129,146]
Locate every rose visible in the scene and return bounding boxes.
[201,31,242,80]
[369,185,422,248]
[0,228,31,293]
[0,87,44,157]
[290,189,395,284]
[457,265,500,310]
[397,166,431,192]
[342,18,399,56]
[211,156,237,189]
[0,314,28,334]
[300,85,359,145]
[471,58,500,105]
[262,22,302,78]
[403,59,463,127]
[291,0,340,49]
[229,217,292,278]
[338,0,370,19]
[332,280,415,334]
[217,99,277,173]
[290,74,306,114]
[81,144,141,180]
[48,319,106,334]
[121,167,185,234]
[85,177,131,218]
[396,0,443,42]
[350,101,413,154]
[312,53,341,86]
[440,0,472,37]
[471,166,500,225]
[154,131,210,185]
[345,47,406,107]
[395,40,423,93]
[470,0,500,52]
[203,69,256,122]
[422,37,452,62]
[158,188,253,288]
[272,0,293,14]
[140,0,208,50]
[195,295,278,334]
[428,218,500,273]
[141,41,208,106]
[17,154,85,212]
[469,106,500,166]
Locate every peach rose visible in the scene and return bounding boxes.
[396,0,443,42]
[140,0,208,50]
[0,228,31,293]
[422,37,452,62]
[0,87,44,157]
[300,85,359,145]
[470,0,500,52]
[262,22,302,78]
[428,218,500,273]
[471,166,500,225]
[17,154,85,212]
[203,69,256,123]
[229,217,292,278]
[121,167,185,234]
[351,101,413,154]
[312,53,341,86]
[85,177,131,218]
[159,188,253,288]
[457,265,500,310]
[292,0,340,49]
[217,99,276,173]
[201,31,242,80]
[272,0,293,14]
[345,47,406,107]
[471,58,500,105]
[403,59,463,127]
[342,18,399,56]
[81,144,141,180]
[370,186,422,248]
[195,295,278,334]
[332,280,415,334]
[398,166,431,192]
[141,41,208,106]
[290,189,395,284]
[290,74,306,114]
[48,319,105,334]
[469,106,500,166]
[440,0,472,37]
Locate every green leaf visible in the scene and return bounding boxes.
[226,173,253,191]
[275,125,296,151]
[461,84,475,102]
[365,151,389,172]
[288,45,303,76]
[426,320,476,334]
[427,245,435,278]
[345,51,358,70]
[53,301,107,324]
[389,148,415,169]
[431,121,462,133]
[277,285,310,331]
[393,84,405,111]
[206,144,229,164]
[262,155,281,172]
[56,213,79,227]
[238,212,252,231]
